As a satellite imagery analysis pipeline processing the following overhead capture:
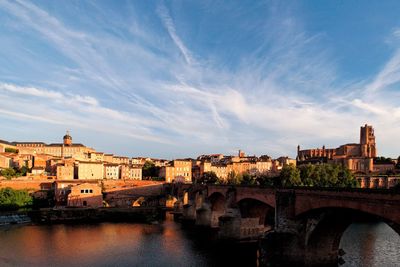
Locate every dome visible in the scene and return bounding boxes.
[63,131,72,145]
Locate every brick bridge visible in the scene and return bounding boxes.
[171,184,400,267]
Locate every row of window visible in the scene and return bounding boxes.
[80,189,93,194]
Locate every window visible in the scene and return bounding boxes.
[81,190,84,193]
[85,189,89,193]
[89,189,93,193]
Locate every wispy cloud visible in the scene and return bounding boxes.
[0,1,400,158]
[157,3,194,65]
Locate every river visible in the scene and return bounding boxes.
[0,214,398,267]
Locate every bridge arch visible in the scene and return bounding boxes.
[296,207,400,266]
[208,192,227,227]
[237,198,275,226]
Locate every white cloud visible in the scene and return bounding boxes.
[157,3,194,65]
[0,1,400,158]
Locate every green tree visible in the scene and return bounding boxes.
[142,161,161,179]
[0,188,32,211]
[396,156,400,169]
[1,168,17,180]
[4,148,18,153]
[227,171,241,185]
[279,164,301,187]
[198,171,218,184]
[240,173,257,185]
[298,163,359,188]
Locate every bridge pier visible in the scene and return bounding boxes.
[195,202,212,227]
[260,190,347,267]
[182,201,197,223]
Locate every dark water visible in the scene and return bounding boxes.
[0,214,398,267]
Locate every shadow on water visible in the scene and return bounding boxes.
[340,222,400,267]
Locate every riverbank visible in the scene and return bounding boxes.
[27,207,165,224]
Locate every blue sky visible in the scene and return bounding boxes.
[0,0,400,159]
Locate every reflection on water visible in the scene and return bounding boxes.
[340,222,400,267]
[0,214,398,267]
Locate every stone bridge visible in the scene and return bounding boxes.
[172,184,400,267]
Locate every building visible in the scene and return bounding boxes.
[85,152,104,162]
[159,160,192,183]
[13,131,94,159]
[56,162,74,180]
[0,154,13,169]
[67,183,103,208]
[104,163,120,179]
[193,151,275,182]
[297,124,377,174]
[54,180,102,207]
[120,165,142,180]
[75,161,104,180]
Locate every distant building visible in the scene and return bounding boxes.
[56,161,74,180]
[67,183,103,208]
[54,180,102,207]
[297,124,377,174]
[120,165,142,180]
[0,154,13,169]
[13,131,94,159]
[75,161,104,180]
[159,160,192,183]
[104,163,120,179]
[194,150,275,182]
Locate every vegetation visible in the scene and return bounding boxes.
[197,171,218,184]
[280,163,359,188]
[196,163,359,188]
[0,188,32,211]
[374,157,395,164]
[0,166,29,179]
[396,156,400,169]
[142,161,161,180]
[4,148,18,153]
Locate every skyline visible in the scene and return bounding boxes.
[1,1,400,158]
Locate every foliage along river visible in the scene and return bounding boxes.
[0,213,399,267]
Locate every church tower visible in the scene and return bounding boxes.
[360,124,376,157]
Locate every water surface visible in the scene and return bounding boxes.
[0,215,398,267]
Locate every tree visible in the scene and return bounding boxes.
[227,171,241,185]
[396,156,400,169]
[240,173,257,185]
[142,161,161,179]
[198,171,218,184]
[1,168,17,180]
[298,163,359,188]
[279,164,301,187]
[5,148,18,153]
[0,188,32,211]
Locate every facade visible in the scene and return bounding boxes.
[120,165,142,180]
[104,163,120,179]
[56,162,74,180]
[130,167,142,180]
[75,161,104,180]
[112,156,129,165]
[297,124,377,174]
[194,151,275,182]
[159,160,192,183]
[13,132,94,159]
[0,154,12,169]
[85,152,104,162]
[67,183,103,208]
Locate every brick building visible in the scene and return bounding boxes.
[297,124,378,174]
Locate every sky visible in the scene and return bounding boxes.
[0,0,400,159]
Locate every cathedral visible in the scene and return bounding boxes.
[297,124,376,174]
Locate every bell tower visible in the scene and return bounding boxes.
[63,130,72,146]
[360,124,376,157]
